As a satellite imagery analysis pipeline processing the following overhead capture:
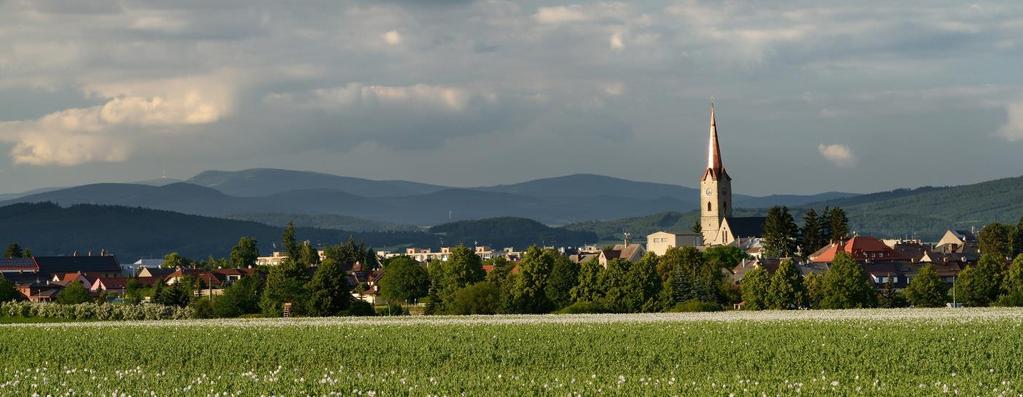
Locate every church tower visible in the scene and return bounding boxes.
[700,104,732,245]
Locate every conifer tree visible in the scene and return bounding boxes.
[763,206,800,258]
[828,207,850,243]
[801,209,824,257]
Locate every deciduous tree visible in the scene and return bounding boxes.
[817,253,876,309]
[739,266,770,310]
[957,254,1003,307]
[904,264,946,307]
[766,260,806,309]
[379,256,430,304]
[230,237,259,268]
[305,258,352,316]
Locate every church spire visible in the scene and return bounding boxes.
[707,103,723,171]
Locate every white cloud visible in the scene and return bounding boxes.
[609,32,625,50]
[0,74,234,166]
[534,6,589,24]
[997,102,1023,141]
[268,83,476,112]
[382,30,402,46]
[817,144,858,168]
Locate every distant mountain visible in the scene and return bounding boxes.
[2,168,863,225]
[479,173,709,204]
[187,168,445,197]
[227,213,422,233]
[131,177,184,186]
[0,202,438,260]
[429,217,598,248]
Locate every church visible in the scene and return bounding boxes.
[699,106,766,246]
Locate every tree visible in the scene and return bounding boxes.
[904,264,946,307]
[957,254,1003,307]
[877,277,906,308]
[123,278,144,304]
[215,276,264,317]
[230,237,259,268]
[283,222,300,261]
[299,242,321,266]
[979,223,1013,260]
[305,258,351,316]
[428,246,485,313]
[739,266,770,310]
[819,207,833,244]
[1012,218,1023,259]
[804,272,823,308]
[485,256,518,313]
[762,206,800,258]
[544,253,579,310]
[801,209,824,257]
[0,276,19,301]
[162,252,187,269]
[703,245,747,271]
[817,253,876,309]
[4,243,23,259]
[659,246,721,304]
[570,258,604,304]
[626,253,663,312]
[157,277,194,307]
[260,259,310,316]
[600,258,634,312]
[510,247,556,313]
[379,256,430,304]
[57,281,92,304]
[828,207,850,243]
[999,254,1023,306]
[691,220,702,234]
[766,260,806,309]
[448,282,502,315]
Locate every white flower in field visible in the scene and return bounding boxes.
[831,381,839,387]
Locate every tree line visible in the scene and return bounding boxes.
[762,206,850,258]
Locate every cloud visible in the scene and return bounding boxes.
[609,32,625,50]
[533,6,589,24]
[267,83,474,112]
[817,144,858,168]
[996,102,1023,141]
[382,30,402,46]
[0,74,234,166]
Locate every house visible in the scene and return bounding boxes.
[808,236,905,264]
[934,229,979,258]
[122,259,163,276]
[91,277,129,295]
[137,267,175,279]
[862,262,912,289]
[598,244,646,267]
[16,282,62,302]
[646,231,703,256]
[51,272,100,288]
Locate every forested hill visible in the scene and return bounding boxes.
[569,174,1023,242]
[0,203,437,260]
[429,217,597,248]
[802,175,1023,239]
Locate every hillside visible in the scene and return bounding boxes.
[428,217,598,248]
[800,176,1023,239]
[0,203,437,260]
[227,213,422,232]
[187,168,445,197]
[1,168,859,226]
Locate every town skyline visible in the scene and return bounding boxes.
[1,1,1021,196]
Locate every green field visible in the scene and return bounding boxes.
[2,309,1022,395]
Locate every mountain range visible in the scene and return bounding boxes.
[0,168,853,226]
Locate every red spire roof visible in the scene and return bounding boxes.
[702,104,729,181]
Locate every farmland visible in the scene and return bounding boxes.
[2,309,1023,395]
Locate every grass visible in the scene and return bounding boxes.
[1,308,1022,395]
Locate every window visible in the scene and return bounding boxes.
[707,202,712,211]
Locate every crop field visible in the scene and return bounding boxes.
[2,309,1023,396]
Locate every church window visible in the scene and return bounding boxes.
[707,202,712,212]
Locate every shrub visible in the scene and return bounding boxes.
[558,301,609,314]
[346,300,376,316]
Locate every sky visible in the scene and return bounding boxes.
[0,0,1021,196]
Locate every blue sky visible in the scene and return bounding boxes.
[0,1,1021,195]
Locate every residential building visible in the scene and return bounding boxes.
[646,231,702,256]
[598,244,646,267]
[808,236,905,264]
